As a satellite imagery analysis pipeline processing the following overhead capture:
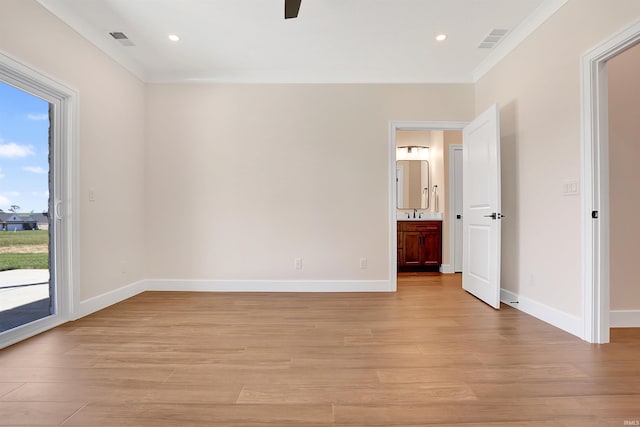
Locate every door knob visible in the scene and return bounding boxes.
[483,213,505,220]
[456,214,462,219]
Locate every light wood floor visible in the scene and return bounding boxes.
[1,273,639,426]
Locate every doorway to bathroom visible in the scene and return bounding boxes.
[389,122,466,286]
[389,106,502,311]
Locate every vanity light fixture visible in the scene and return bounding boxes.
[435,33,447,42]
[168,34,180,42]
[397,145,429,161]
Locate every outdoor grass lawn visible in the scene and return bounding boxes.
[0,230,49,271]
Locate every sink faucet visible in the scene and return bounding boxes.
[413,208,417,218]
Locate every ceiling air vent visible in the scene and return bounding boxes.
[109,31,135,47]
[478,28,508,49]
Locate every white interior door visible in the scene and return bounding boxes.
[453,146,463,272]
[462,104,502,309]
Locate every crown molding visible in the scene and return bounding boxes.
[472,0,569,82]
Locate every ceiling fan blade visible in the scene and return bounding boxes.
[285,0,301,19]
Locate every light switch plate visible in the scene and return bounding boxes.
[563,179,579,196]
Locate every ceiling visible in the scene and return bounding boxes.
[36,0,565,84]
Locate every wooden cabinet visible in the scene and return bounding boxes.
[397,221,442,269]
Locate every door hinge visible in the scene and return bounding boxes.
[592,210,599,219]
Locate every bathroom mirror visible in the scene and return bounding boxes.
[396,160,430,209]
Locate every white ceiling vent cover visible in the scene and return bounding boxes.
[109,31,135,47]
[478,28,509,49]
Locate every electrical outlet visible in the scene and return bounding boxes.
[88,188,96,202]
[294,258,302,270]
[359,257,367,269]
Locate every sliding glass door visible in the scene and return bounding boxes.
[0,81,53,333]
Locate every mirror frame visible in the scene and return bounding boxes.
[396,159,430,209]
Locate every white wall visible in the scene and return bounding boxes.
[0,0,146,300]
[475,0,640,319]
[429,131,445,216]
[609,43,640,311]
[145,84,474,283]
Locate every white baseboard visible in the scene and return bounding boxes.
[610,310,640,327]
[70,279,391,321]
[440,264,455,274]
[75,279,146,319]
[145,279,393,293]
[500,288,583,338]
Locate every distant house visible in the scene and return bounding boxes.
[31,213,49,230]
[0,212,48,231]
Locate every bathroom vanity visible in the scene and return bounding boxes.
[397,220,442,270]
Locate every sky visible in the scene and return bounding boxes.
[0,81,50,214]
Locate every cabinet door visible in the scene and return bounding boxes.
[402,231,423,266]
[421,230,442,266]
[397,225,404,266]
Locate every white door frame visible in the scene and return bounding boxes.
[388,121,468,289]
[449,144,463,273]
[581,20,640,344]
[0,49,80,349]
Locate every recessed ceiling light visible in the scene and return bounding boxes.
[435,33,447,42]
[168,34,180,42]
